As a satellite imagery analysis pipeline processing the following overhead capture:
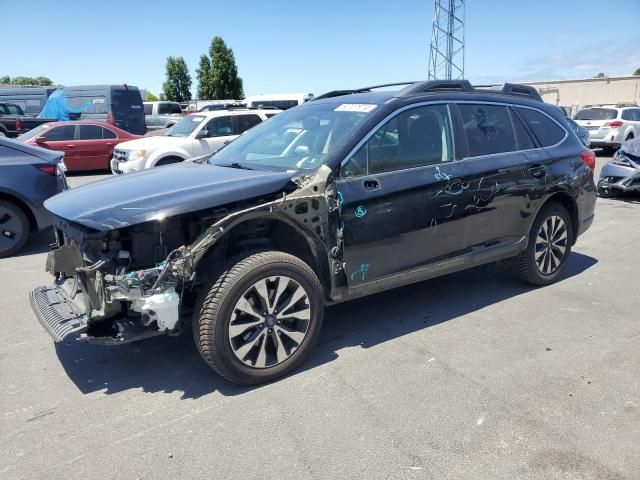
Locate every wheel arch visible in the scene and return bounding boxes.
[193,212,333,300]
[147,152,187,168]
[534,191,579,245]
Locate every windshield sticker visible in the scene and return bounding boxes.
[335,104,377,113]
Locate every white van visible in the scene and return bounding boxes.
[243,93,314,110]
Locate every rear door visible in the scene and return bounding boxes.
[76,124,114,170]
[40,125,78,168]
[338,103,466,286]
[453,103,550,249]
[111,88,145,135]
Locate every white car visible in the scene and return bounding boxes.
[110,108,277,174]
[573,104,640,152]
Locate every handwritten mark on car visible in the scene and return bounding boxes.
[355,206,367,218]
[350,263,370,281]
[434,166,451,181]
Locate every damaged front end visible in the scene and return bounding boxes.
[30,165,345,345]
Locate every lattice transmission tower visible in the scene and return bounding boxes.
[428,0,465,80]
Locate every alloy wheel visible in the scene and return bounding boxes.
[0,206,24,253]
[535,215,568,275]
[228,275,311,369]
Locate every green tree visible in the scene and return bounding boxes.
[0,76,10,84]
[33,76,53,86]
[162,56,192,102]
[634,68,640,76]
[5,76,53,86]
[196,36,244,100]
[146,91,159,101]
[196,54,213,99]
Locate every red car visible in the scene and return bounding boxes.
[19,121,140,172]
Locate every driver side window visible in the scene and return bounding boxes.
[341,104,454,178]
[202,116,233,138]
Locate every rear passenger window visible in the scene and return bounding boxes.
[234,114,262,134]
[102,128,117,139]
[79,124,103,140]
[458,104,516,157]
[508,109,536,150]
[518,108,566,147]
[343,104,454,177]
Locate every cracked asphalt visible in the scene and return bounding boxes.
[1,153,639,479]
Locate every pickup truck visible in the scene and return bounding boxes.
[0,103,55,138]
[143,101,184,131]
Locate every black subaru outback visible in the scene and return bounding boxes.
[31,80,597,385]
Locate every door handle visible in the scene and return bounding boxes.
[444,178,469,194]
[530,163,547,178]
[66,145,75,148]
[106,143,113,147]
[363,179,380,191]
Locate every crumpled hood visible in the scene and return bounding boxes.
[45,162,295,231]
[621,136,640,159]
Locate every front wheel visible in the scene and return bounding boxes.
[514,203,573,286]
[0,200,30,258]
[193,251,324,385]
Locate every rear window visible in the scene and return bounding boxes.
[574,108,617,121]
[458,104,517,157]
[111,89,144,115]
[158,103,182,115]
[518,108,566,147]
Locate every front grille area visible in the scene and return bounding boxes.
[113,149,129,162]
[30,285,87,342]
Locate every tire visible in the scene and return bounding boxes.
[0,200,30,258]
[193,250,324,385]
[514,203,573,286]
[155,156,182,167]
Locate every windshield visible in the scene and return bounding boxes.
[17,124,49,141]
[166,115,205,137]
[210,102,375,171]
[574,108,617,121]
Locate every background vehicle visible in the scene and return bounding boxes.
[0,137,66,257]
[0,87,56,117]
[111,108,274,173]
[565,117,590,147]
[198,102,245,112]
[598,136,640,197]
[32,81,596,385]
[243,93,314,110]
[0,103,55,137]
[144,101,184,130]
[40,85,146,135]
[19,121,140,172]
[573,104,640,152]
[186,99,241,112]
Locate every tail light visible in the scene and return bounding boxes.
[107,113,115,126]
[605,120,623,127]
[16,118,22,131]
[580,150,596,171]
[34,164,57,175]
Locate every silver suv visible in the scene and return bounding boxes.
[573,104,640,152]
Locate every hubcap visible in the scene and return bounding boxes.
[0,207,23,253]
[228,275,311,369]
[535,215,568,275]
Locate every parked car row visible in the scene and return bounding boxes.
[573,103,640,152]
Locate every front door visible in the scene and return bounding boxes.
[196,115,237,156]
[38,124,78,168]
[338,103,467,286]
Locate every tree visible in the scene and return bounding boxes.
[196,36,244,100]
[196,54,213,99]
[162,56,192,102]
[9,76,53,86]
[634,68,640,76]
[146,91,159,101]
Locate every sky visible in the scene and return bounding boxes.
[2,0,639,98]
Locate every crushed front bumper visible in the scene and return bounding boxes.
[598,162,640,192]
[29,284,87,342]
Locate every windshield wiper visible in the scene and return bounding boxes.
[217,162,254,170]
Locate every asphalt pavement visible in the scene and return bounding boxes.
[1,153,639,480]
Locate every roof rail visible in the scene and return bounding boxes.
[397,80,474,96]
[313,82,419,101]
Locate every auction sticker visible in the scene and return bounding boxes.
[335,104,377,113]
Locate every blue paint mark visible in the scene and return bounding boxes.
[337,191,344,208]
[350,263,370,281]
[434,166,451,181]
[355,205,367,218]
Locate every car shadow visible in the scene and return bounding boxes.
[14,228,53,257]
[54,252,598,399]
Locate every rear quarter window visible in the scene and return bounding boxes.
[517,108,566,147]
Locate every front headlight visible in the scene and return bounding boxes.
[612,149,631,166]
[128,150,147,162]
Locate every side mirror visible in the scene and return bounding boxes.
[35,136,47,144]
[195,129,208,139]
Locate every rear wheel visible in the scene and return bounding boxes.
[193,251,324,385]
[0,200,30,258]
[514,203,572,286]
